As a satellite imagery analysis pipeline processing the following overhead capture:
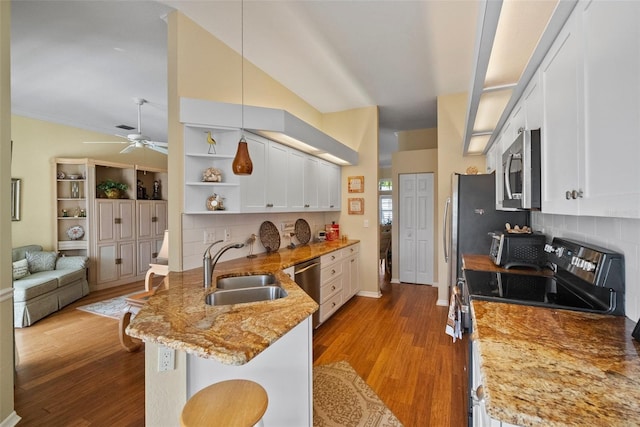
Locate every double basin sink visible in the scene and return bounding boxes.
[205,273,288,306]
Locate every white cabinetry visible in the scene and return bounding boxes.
[54,158,90,256]
[288,150,305,210]
[327,161,342,210]
[240,135,268,212]
[136,200,167,276]
[303,156,319,210]
[344,243,360,299]
[317,244,360,325]
[539,2,640,218]
[319,249,344,323]
[95,199,136,285]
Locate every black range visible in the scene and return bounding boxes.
[464,237,625,316]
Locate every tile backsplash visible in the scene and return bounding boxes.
[182,211,337,271]
[532,212,640,322]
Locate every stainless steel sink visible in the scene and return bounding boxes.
[216,273,278,290]
[205,286,288,306]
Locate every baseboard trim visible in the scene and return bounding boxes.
[356,290,382,299]
[0,411,21,427]
[436,299,449,307]
[390,277,400,284]
[0,287,13,303]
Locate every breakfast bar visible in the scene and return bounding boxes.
[126,239,358,426]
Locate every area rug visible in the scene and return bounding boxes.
[313,361,403,427]
[76,293,135,319]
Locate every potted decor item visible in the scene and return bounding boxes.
[97,179,129,199]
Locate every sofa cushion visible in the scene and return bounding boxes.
[26,251,58,273]
[53,269,87,287]
[12,245,43,262]
[12,273,59,302]
[12,259,30,280]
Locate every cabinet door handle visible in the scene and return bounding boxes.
[266,203,273,208]
[114,218,122,224]
[152,216,158,222]
[330,205,334,208]
[152,252,158,258]
[304,204,310,208]
[351,259,355,263]
[115,258,122,265]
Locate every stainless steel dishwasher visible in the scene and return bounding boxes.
[294,257,321,328]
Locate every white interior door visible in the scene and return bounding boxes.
[399,173,434,284]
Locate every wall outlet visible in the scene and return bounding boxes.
[158,345,175,372]
[224,229,231,242]
[203,230,216,243]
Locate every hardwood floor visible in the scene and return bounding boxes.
[14,281,147,427]
[313,280,469,427]
[14,277,468,427]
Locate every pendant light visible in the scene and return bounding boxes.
[232,0,253,176]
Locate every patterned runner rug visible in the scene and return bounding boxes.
[77,294,135,319]
[314,360,403,427]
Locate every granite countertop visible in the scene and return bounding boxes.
[126,239,358,365]
[463,254,554,277]
[471,300,640,426]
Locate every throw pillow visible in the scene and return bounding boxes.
[25,251,58,273]
[12,259,30,280]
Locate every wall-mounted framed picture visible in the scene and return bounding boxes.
[11,178,21,221]
[348,176,364,193]
[348,197,364,215]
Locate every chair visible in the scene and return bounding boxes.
[379,225,392,277]
[119,230,168,351]
[144,229,169,291]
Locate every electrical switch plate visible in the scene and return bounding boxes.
[224,229,231,242]
[158,345,175,372]
[281,221,295,232]
[364,219,369,228]
[204,230,216,243]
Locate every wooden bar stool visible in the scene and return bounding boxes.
[181,379,268,427]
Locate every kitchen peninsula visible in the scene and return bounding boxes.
[127,239,358,426]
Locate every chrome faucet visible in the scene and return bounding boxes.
[203,241,245,288]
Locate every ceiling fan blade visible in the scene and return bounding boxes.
[83,140,130,144]
[146,140,168,147]
[148,145,168,155]
[120,144,137,154]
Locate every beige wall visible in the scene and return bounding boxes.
[10,115,167,249]
[436,93,485,303]
[149,12,381,424]
[390,148,439,284]
[0,2,17,425]
[397,127,438,151]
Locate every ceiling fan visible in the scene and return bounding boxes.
[84,98,168,155]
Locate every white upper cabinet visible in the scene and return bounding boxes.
[288,150,305,210]
[266,141,289,211]
[540,10,582,215]
[328,162,341,210]
[523,71,543,130]
[240,135,268,212]
[578,0,640,217]
[537,1,640,218]
[303,155,319,210]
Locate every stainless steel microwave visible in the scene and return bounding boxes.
[502,129,541,210]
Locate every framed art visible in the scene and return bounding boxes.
[348,176,364,193]
[11,178,21,221]
[348,197,364,215]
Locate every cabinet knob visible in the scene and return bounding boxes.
[331,255,335,260]
[152,252,158,258]
[114,218,122,224]
[152,216,158,222]
[304,204,310,208]
[331,302,336,308]
[115,258,122,265]
[572,189,583,199]
[331,269,336,275]
[331,286,336,291]
[266,203,273,208]
[330,205,334,208]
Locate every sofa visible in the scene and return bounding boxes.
[12,245,89,327]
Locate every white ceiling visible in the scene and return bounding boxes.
[11,0,480,167]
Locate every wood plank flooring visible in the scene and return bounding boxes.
[14,277,468,426]
[313,280,469,427]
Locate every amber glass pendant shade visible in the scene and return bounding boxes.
[232,136,253,175]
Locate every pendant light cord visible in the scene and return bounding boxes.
[241,0,244,133]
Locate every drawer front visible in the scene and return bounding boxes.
[321,261,343,285]
[319,291,344,322]
[344,243,359,257]
[321,249,343,266]
[320,276,343,303]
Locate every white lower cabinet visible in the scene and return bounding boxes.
[317,244,360,325]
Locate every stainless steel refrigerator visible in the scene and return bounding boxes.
[444,173,530,294]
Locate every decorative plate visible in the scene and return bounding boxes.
[259,221,280,253]
[67,225,84,240]
[294,218,311,245]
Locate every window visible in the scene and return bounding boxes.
[378,179,392,192]
[379,195,392,225]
